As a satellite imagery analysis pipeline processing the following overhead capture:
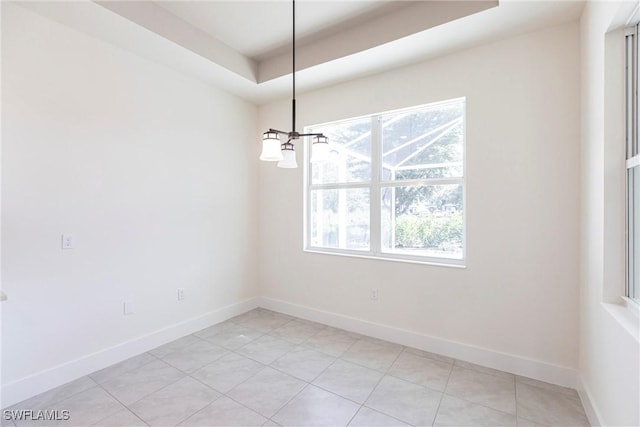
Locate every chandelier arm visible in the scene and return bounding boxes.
[268,128,289,135]
[298,132,326,137]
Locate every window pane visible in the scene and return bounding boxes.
[381,184,463,259]
[629,166,639,302]
[381,100,464,181]
[309,117,371,184]
[310,188,370,250]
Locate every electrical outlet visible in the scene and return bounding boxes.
[177,288,185,301]
[61,234,74,249]
[370,288,378,301]
[123,300,134,315]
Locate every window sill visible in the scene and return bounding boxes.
[601,297,640,343]
[304,247,466,269]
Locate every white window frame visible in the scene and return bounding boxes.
[626,23,639,304]
[303,98,466,267]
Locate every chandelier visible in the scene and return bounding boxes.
[259,0,329,168]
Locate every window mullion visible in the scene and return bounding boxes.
[379,177,464,187]
[370,115,382,255]
[309,182,371,190]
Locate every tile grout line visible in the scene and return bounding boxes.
[345,343,408,427]
[3,380,96,413]
[93,382,150,426]
[431,356,456,426]
[154,376,229,427]
[514,374,519,426]
[182,392,266,426]
[383,349,454,395]
[266,380,313,422]
[442,363,523,421]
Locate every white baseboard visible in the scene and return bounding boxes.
[259,296,578,389]
[578,376,602,427]
[1,297,259,408]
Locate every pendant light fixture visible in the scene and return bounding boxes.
[259,0,329,168]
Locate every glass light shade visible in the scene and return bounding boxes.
[310,135,329,163]
[277,145,298,168]
[260,132,283,161]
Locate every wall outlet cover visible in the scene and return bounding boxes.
[123,300,134,315]
[61,234,74,249]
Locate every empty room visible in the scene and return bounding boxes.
[1,0,639,426]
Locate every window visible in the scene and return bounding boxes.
[626,25,639,303]
[305,98,465,265]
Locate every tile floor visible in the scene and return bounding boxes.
[3,308,590,427]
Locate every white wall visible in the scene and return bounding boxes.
[1,3,258,404]
[579,2,640,426]
[258,23,581,374]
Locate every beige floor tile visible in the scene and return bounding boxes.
[445,365,516,414]
[516,382,589,426]
[304,327,361,357]
[203,324,263,350]
[454,360,515,381]
[348,407,410,427]
[388,350,452,391]
[272,385,360,427]
[190,352,264,393]
[226,367,306,418]
[236,335,296,365]
[193,320,237,340]
[269,319,326,344]
[6,376,96,411]
[234,311,292,333]
[271,346,336,382]
[149,335,202,358]
[365,375,442,426]
[342,338,404,372]
[15,387,123,427]
[179,396,266,426]
[434,394,516,426]
[158,340,227,374]
[515,376,579,398]
[403,347,455,365]
[93,408,148,426]
[230,309,263,324]
[313,359,383,404]
[129,376,220,426]
[89,353,157,385]
[100,360,184,406]
[516,417,548,427]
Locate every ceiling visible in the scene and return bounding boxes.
[155,1,408,61]
[17,1,585,104]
